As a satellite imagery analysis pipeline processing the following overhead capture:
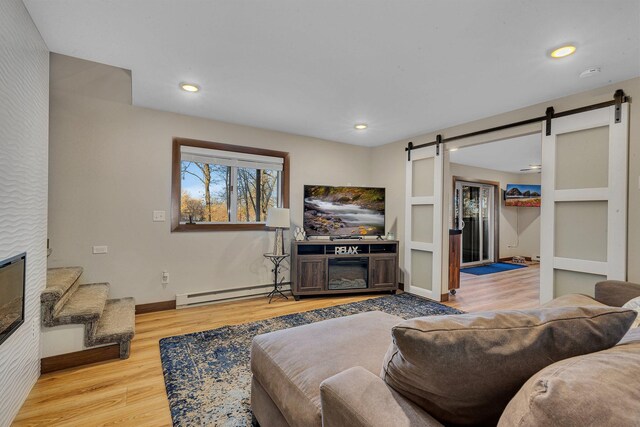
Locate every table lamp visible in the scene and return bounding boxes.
[266,207,290,255]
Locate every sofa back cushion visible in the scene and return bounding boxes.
[623,296,640,328]
[499,340,640,426]
[541,293,607,308]
[381,306,636,426]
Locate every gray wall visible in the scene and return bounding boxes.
[0,0,49,424]
[48,54,372,304]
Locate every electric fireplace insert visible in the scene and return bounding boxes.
[0,253,26,346]
[328,257,369,290]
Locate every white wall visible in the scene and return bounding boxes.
[0,0,49,424]
[48,54,372,304]
[449,163,541,260]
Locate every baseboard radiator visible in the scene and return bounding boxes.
[176,282,292,308]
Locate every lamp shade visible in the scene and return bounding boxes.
[266,207,290,228]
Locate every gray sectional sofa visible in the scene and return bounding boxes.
[250,280,640,426]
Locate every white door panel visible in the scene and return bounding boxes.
[540,104,628,303]
[405,146,443,300]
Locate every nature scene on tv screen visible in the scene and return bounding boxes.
[304,186,385,236]
[505,184,541,207]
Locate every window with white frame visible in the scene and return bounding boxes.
[172,138,289,231]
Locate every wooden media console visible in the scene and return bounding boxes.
[291,240,399,300]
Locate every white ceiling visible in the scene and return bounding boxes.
[450,133,541,174]
[24,0,640,147]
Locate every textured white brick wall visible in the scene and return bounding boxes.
[0,0,49,424]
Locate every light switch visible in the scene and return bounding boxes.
[153,210,166,222]
[92,245,108,254]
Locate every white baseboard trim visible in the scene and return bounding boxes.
[407,285,434,300]
[176,283,292,308]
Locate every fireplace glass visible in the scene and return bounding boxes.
[0,253,26,346]
[328,257,368,290]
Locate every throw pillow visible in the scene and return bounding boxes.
[499,340,640,426]
[381,306,636,426]
[622,296,640,328]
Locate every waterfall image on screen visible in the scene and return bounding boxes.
[303,185,385,236]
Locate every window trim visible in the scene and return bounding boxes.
[171,137,290,232]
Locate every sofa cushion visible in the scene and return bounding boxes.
[381,306,637,426]
[622,296,640,328]
[320,367,444,427]
[541,293,608,308]
[251,311,403,427]
[595,280,640,307]
[620,325,640,345]
[499,339,640,427]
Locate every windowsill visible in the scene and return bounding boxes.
[172,223,269,232]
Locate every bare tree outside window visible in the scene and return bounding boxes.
[236,168,279,222]
[172,138,289,232]
[180,162,280,224]
[180,162,232,223]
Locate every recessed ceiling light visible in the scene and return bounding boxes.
[449,148,459,152]
[550,45,576,59]
[354,123,368,130]
[180,82,200,92]
[529,164,541,169]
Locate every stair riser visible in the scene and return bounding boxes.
[84,321,98,348]
[119,341,131,359]
[41,301,56,327]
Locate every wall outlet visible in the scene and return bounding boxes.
[162,271,169,284]
[153,210,166,222]
[92,245,108,254]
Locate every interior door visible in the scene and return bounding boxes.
[405,145,443,300]
[540,104,629,303]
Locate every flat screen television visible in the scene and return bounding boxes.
[304,185,385,237]
[505,184,541,207]
[0,253,26,346]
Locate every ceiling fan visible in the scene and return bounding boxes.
[520,164,542,173]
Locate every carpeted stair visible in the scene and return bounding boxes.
[41,267,135,359]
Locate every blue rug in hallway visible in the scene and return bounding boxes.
[461,262,527,276]
[159,293,462,426]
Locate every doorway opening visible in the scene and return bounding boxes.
[446,133,542,310]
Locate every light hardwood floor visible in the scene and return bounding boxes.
[14,265,539,426]
[447,262,540,312]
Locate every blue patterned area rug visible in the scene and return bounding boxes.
[159,293,462,426]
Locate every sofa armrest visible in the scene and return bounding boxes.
[595,280,640,307]
[320,367,443,427]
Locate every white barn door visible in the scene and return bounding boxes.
[540,104,629,303]
[405,145,443,300]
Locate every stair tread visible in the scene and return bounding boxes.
[91,298,135,345]
[43,267,83,302]
[53,283,110,325]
